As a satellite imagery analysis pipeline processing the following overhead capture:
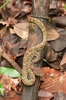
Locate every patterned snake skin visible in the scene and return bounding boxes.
[22,17,47,86]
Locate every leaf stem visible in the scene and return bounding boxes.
[0,0,10,10]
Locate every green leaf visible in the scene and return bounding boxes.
[0,0,10,10]
[64,4,66,10]
[0,67,22,78]
[43,59,47,62]
[0,84,4,96]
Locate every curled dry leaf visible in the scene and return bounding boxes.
[47,28,60,41]
[14,22,29,40]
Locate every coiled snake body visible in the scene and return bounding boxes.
[22,17,47,86]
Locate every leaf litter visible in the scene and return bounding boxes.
[0,0,66,100]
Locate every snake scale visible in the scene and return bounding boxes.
[22,17,47,86]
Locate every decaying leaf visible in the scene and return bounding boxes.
[0,75,21,94]
[42,67,51,76]
[38,90,53,97]
[40,70,66,95]
[0,26,7,38]
[60,52,66,66]
[10,28,16,34]
[32,67,44,77]
[54,92,66,100]
[4,39,28,58]
[53,16,66,28]
[47,28,60,41]
[59,74,66,94]
[14,22,29,40]
[40,68,63,93]
[38,90,53,100]
[0,20,9,26]
[44,43,58,62]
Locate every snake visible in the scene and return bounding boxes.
[22,17,47,86]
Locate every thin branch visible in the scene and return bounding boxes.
[0,46,22,74]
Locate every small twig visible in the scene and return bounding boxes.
[0,46,22,74]
[0,46,2,65]
[0,0,10,10]
[2,52,22,74]
[0,11,7,21]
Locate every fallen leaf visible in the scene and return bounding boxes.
[47,28,60,41]
[40,72,66,96]
[0,75,21,94]
[54,92,66,100]
[38,90,53,97]
[59,72,66,94]
[0,84,4,96]
[53,16,66,28]
[0,67,21,78]
[44,43,57,62]
[14,22,29,40]
[10,28,16,34]
[38,90,53,100]
[38,97,52,100]
[42,67,51,76]
[0,26,7,38]
[40,69,63,93]
[60,52,66,66]
[5,39,28,57]
[51,34,66,52]
[0,20,9,26]
[32,67,44,77]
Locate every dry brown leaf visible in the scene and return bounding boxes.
[40,69,63,93]
[10,28,16,34]
[40,76,61,93]
[60,53,66,66]
[38,90,53,98]
[32,67,44,77]
[38,90,53,100]
[14,22,29,40]
[59,72,66,94]
[47,28,60,41]
[54,92,66,100]
[38,97,52,100]
[0,75,21,93]
[0,26,7,38]
[0,20,9,26]
[42,67,51,76]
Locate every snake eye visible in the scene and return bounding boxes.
[31,56,36,61]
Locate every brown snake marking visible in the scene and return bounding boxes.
[22,17,47,86]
